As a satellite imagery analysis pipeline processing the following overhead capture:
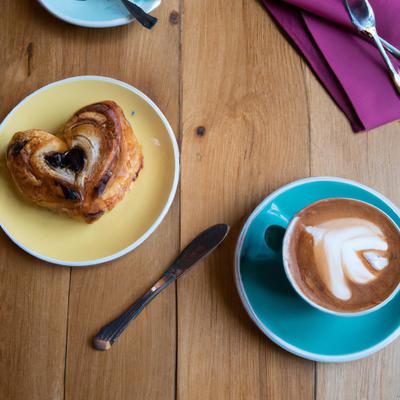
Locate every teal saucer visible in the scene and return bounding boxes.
[38,0,161,28]
[235,177,400,362]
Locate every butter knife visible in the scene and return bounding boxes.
[93,224,230,351]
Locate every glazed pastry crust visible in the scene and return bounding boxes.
[6,101,143,223]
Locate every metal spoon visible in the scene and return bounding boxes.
[344,0,400,94]
[121,0,158,29]
[93,224,230,351]
[348,10,400,59]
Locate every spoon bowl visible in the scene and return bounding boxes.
[344,0,375,31]
[344,0,400,94]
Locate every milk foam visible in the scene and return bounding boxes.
[305,218,389,301]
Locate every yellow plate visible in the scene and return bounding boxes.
[0,76,179,266]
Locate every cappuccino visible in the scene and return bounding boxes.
[283,199,400,314]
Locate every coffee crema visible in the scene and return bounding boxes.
[284,199,400,313]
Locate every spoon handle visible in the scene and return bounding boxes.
[380,37,400,60]
[368,28,400,94]
[120,0,158,29]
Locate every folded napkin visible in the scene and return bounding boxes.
[262,0,400,132]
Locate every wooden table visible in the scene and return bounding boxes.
[1,1,400,399]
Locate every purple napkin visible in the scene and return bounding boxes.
[262,0,400,132]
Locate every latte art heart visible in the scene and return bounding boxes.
[284,198,400,314]
[306,218,389,300]
[6,101,143,223]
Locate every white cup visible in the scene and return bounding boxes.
[282,198,400,317]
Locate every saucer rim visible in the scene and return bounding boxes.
[0,75,180,267]
[234,176,400,363]
[37,0,161,28]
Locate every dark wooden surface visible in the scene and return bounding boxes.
[1,1,400,399]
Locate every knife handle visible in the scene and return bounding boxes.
[93,269,175,351]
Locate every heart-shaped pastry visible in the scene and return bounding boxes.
[6,101,143,223]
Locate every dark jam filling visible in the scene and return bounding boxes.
[60,185,81,201]
[45,147,85,172]
[85,210,105,222]
[11,140,28,156]
[94,171,112,196]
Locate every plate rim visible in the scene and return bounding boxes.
[0,75,180,267]
[36,0,161,28]
[234,176,400,363]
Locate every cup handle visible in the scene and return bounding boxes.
[264,225,287,253]
[262,207,291,254]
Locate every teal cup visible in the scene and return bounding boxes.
[235,177,400,362]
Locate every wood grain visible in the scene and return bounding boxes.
[305,67,400,400]
[178,1,314,399]
[0,1,181,399]
[2,1,400,399]
[0,232,69,400]
[61,2,181,400]
[0,2,72,400]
